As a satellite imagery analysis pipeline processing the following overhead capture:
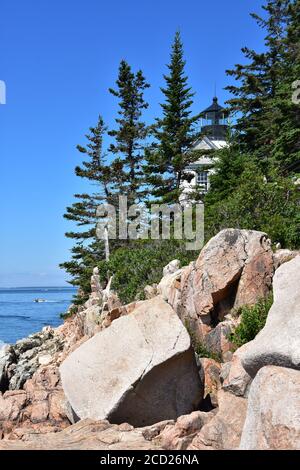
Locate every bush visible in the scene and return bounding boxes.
[205,164,300,249]
[98,239,198,304]
[230,295,273,348]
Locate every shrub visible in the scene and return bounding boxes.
[205,164,300,249]
[60,305,78,320]
[230,294,273,348]
[98,239,198,304]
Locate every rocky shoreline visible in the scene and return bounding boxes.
[1,228,299,450]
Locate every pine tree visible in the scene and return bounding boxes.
[60,116,112,295]
[108,60,150,204]
[204,141,248,206]
[272,0,300,167]
[206,1,300,249]
[227,0,299,173]
[144,31,200,204]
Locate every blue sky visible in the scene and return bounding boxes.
[0,0,266,287]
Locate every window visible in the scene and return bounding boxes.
[197,171,209,192]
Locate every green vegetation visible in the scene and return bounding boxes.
[230,295,274,348]
[143,31,201,203]
[61,2,300,308]
[205,163,300,248]
[60,305,78,320]
[205,0,300,249]
[193,342,222,363]
[98,239,197,305]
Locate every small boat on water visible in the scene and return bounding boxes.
[34,298,47,303]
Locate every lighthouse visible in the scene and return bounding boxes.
[180,97,230,202]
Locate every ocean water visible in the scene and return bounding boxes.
[0,287,76,346]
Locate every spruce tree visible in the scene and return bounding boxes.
[226,0,291,171]
[144,31,200,204]
[272,0,300,167]
[108,60,150,204]
[60,116,112,296]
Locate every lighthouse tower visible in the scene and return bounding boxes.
[180,97,229,201]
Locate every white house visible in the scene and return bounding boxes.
[180,97,229,203]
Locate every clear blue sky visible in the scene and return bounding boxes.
[0,0,265,287]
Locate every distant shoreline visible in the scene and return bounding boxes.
[0,286,76,290]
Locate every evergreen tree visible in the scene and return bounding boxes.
[144,31,200,203]
[206,0,300,249]
[204,141,248,206]
[272,0,300,167]
[227,0,299,169]
[60,116,112,297]
[108,60,150,204]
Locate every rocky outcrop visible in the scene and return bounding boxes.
[0,418,162,450]
[60,296,203,427]
[179,229,274,341]
[157,268,182,303]
[273,248,300,270]
[163,259,181,277]
[188,390,248,450]
[0,327,64,391]
[222,343,252,397]
[240,366,300,450]
[3,228,300,451]
[203,320,235,361]
[0,365,70,439]
[199,358,221,407]
[154,410,216,450]
[242,256,300,377]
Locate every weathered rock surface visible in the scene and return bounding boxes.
[144,284,158,300]
[242,256,300,377]
[240,366,300,450]
[0,419,161,450]
[222,343,252,397]
[203,320,235,361]
[0,328,64,391]
[157,268,182,303]
[163,259,181,277]
[273,249,300,270]
[188,390,247,450]
[199,358,221,407]
[60,296,203,427]
[0,365,70,439]
[179,229,274,341]
[155,410,216,450]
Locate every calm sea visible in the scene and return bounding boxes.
[0,287,76,347]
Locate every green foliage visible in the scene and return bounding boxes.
[144,31,200,203]
[109,60,150,203]
[60,305,78,320]
[98,239,197,305]
[205,163,300,249]
[194,343,222,363]
[204,142,248,206]
[60,116,110,301]
[230,295,274,348]
[226,0,300,171]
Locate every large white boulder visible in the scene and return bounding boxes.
[242,256,300,377]
[240,366,300,450]
[60,296,203,427]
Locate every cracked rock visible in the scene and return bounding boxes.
[60,296,203,427]
[179,229,274,341]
